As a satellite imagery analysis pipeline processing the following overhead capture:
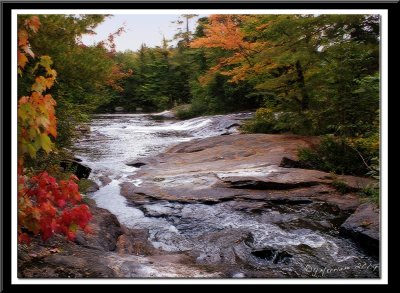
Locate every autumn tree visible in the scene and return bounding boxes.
[20,14,130,149]
[17,15,92,244]
[189,14,379,175]
[191,14,379,132]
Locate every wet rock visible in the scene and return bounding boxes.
[219,167,373,192]
[141,203,182,217]
[60,158,91,179]
[125,134,374,212]
[18,200,220,278]
[226,123,240,129]
[74,202,122,251]
[119,182,158,205]
[194,229,252,265]
[318,220,333,229]
[251,248,293,264]
[116,228,155,256]
[85,180,100,193]
[224,200,266,214]
[99,176,112,186]
[126,161,147,168]
[109,253,220,278]
[165,134,318,165]
[179,112,253,137]
[340,203,379,255]
[120,181,136,197]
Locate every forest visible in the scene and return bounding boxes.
[17,13,380,260]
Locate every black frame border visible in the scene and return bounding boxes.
[1,0,395,289]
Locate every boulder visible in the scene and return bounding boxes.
[116,228,156,256]
[74,200,123,251]
[60,158,91,179]
[85,180,100,193]
[99,175,112,186]
[340,203,379,255]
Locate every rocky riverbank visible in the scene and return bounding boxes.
[122,134,379,258]
[18,199,220,278]
[19,131,379,278]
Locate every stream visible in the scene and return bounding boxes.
[73,113,379,278]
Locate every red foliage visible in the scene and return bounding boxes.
[18,172,92,244]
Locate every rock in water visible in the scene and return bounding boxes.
[340,203,379,255]
[60,158,91,179]
[125,161,147,168]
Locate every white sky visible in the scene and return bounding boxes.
[81,14,208,52]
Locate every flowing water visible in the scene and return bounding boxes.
[73,113,379,278]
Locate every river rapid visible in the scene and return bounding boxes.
[72,113,379,278]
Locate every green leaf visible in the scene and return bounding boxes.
[33,135,42,149]
[27,143,37,158]
[39,56,53,71]
[39,133,53,153]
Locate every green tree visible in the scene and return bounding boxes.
[20,14,129,148]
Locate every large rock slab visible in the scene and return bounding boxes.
[122,134,375,212]
[139,134,320,176]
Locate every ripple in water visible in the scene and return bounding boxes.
[74,113,379,278]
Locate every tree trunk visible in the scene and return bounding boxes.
[295,60,310,111]
[185,16,190,46]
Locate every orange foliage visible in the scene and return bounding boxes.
[190,15,249,50]
[190,15,266,84]
[106,64,133,92]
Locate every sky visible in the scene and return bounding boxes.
[81,14,209,52]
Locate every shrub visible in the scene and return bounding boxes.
[175,103,208,120]
[242,108,278,133]
[298,136,371,176]
[359,184,380,206]
[242,108,316,135]
[331,179,351,194]
[176,107,201,120]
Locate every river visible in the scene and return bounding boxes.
[72,113,379,278]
